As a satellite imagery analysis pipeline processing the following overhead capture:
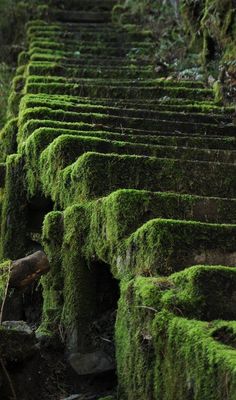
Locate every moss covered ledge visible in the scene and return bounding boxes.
[116,290,236,400]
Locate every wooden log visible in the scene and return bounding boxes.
[9,251,50,289]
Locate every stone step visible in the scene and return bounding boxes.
[28,29,150,42]
[28,37,153,50]
[21,125,236,152]
[25,81,213,102]
[29,44,152,57]
[25,76,205,89]
[29,44,150,58]
[22,93,233,115]
[121,218,236,276]
[164,266,236,320]
[87,189,236,235]
[20,118,186,147]
[45,10,112,23]
[27,62,156,79]
[49,0,116,11]
[29,53,160,66]
[37,152,236,207]
[116,275,236,399]
[35,136,236,196]
[18,107,235,138]
[26,20,137,32]
[21,94,231,125]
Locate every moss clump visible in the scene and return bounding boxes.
[54,152,236,208]
[85,189,236,253]
[116,277,236,399]
[0,118,18,161]
[39,211,64,337]
[120,218,236,277]
[163,265,236,320]
[0,154,28,260]
[61,205,96,351]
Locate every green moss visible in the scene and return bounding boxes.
[163,265,236,320]
[61,205,97,351]
[17,51,30,67]
[86,189,236,248]
[25,80,213,101]
[119,218,236,277]
[54,152,236,208]
[213,80,224,104]
[116,278,236,399]
[39,211,64,337]
[0,118,18,161]
[0,154,28,260]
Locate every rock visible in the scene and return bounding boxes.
[2,320,33,335]
[68,350,115,375]
[0,325,37,362]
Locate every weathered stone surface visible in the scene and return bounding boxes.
[68,351,115,375]
[2,320,33,335]
[0,326,37,362]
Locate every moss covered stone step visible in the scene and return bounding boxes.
[86,189,236,239]
[19,120,125,144]
[27,62,156,79]
[26,20,140,33]
[29,52,157,66]
[26,76,207,90]
[37,136,236,195]
[18,107,235,137]
[21,93,233,115]
[21,94,231,125]
[116,283,236,399]
[29,43,152,58]
[117,266,236,321]
[26,76,205,90]
[20,119,177,148]
[28,29,151,42]
[116,218,236,277]
[49,0,116,11]
[25,81,213,101]
[28,38,153,50]
[39,152,236,207]
[44,10,111,23]
[21,125,236,154]
[41,93,231,114]
[163,266,236,320]
[27,28,150,42]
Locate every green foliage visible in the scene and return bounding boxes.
[0,64,14,128]
[0,154,28,260]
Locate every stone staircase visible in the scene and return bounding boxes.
[1,0,236,399]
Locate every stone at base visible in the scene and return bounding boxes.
[68,350,115,375]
